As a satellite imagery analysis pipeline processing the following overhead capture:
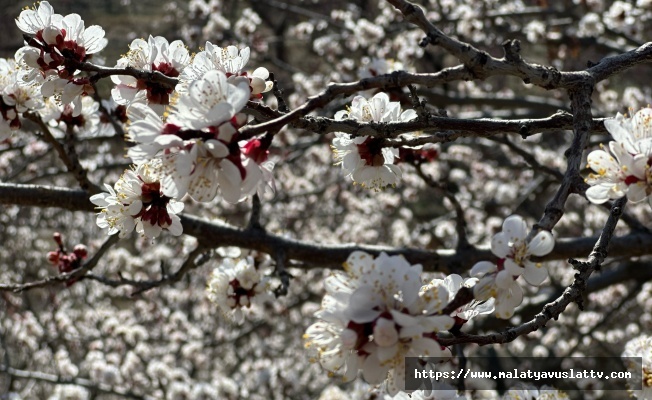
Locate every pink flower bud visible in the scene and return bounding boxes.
[73,244,88,259]
[47,251,59,264]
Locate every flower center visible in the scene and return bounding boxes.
[134,181,174,228]
[227,279,258,308]
[135,62,180,104]
[357,137,386,167]
[57,104,85,127]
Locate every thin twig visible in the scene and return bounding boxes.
[81,245,212,296]
[413,163,470,250]
[0,234,120,293]
[24,112,102,194]
[269,72,290,113]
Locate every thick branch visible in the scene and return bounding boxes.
[1,183,651,276]
[246,101,608,142]
[386,0,652,89]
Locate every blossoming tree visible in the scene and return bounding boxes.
[1,0,652,399]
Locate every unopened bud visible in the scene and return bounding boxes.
[73,244,88,259]
[46,251,59,264]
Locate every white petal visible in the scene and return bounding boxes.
[361,355,389,384]
[522,262,548,286]
[502,215,527,242]
[470,261,496,277]
[491,232,511,258]
[528,230,554,256]
[586,184,615,204]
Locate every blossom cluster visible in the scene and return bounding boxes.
[0,58,43,139]
[15,1,107,116]
[111,35,190,113]
[10,2,278,240]
[304,251,493,395]
[177,42,273,98]
[206,255,272,324]
[585,107,652,207]
[124,70,274,205]
[470,215,554,319]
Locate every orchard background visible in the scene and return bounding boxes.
[0,0,652,399]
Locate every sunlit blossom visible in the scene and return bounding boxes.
[470,215,553,319]
[585,108,652,207]
[14,1,107,116]
[622,334,652,400]
[206,256,272,324]
[111,36,190,112]
[332,92,416,190]
[304,251,454,395]
[90,160,184,239]
[178,42,272,99]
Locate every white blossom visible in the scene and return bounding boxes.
[177,42,272,98]
[622,334,652,400]
[585,108,652,206]
[470,215,554,319]
[206,256,272,323]
[332,92,416,190]
[0,58,43,138]
[111,36,190,111]
[90,160,184,239]
[304,251,454,396]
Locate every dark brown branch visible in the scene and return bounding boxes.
[535,82,594,235]
[238,66,474,137]
[246,101,608,142]
[69,59,178,88]
[1,183,651,277]
[386,0,652,89]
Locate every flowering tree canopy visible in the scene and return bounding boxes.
[1,0,652,399]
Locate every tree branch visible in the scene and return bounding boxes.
[0,234,119,293]
[0,183,650,277]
